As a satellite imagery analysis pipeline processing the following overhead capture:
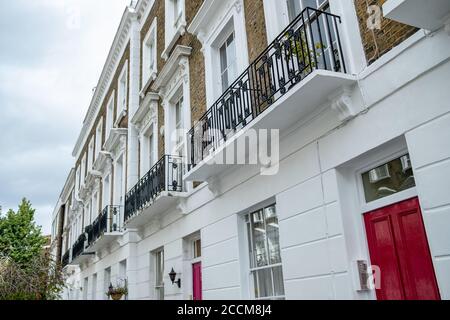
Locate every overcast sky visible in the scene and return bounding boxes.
[0,0,130,234]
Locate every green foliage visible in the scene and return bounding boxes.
[0,198,46,266]
[0,253,66,300]
[0,198,65,300]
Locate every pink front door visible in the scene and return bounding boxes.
[364,197,440,300]
[192,262,202,300]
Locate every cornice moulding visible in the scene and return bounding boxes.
[131,92,159,125]
[103,128,128,153]
[152,45,192,92]
[72,6,137,160]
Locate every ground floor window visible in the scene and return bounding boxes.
[153,249,164,300]
[245,204,285,300]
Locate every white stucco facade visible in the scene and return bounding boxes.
[52,0,450,300]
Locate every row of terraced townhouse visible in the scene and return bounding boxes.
[50,0,450,300]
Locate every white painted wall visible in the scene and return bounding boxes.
[61,4,450,302]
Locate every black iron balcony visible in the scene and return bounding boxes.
[87,206,122,248]
[124,155,184,224]
[187,7,347,170]
[71,233,86,261]
[61,250,70,268]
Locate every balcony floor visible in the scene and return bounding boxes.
[69,252,94,266]
[85,232,123,253]
[185,70,357,182]
[383,0,450,31]
[125,191,187,229]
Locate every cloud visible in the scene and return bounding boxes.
[0,0,130,234]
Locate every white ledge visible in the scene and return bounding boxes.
[103,128,128,153]
[152,45,192,91]
[131,92,159,125]
[383,0,450,32]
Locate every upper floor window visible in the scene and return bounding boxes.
[245,204,285,300]
[174,95,184,155]
[95,119,103,160]
[219,32,237,93]
[75,165,81,191]
[87,137,94,171]
[106,93,115,140]
[163,0,186,60]
[117,63,128,115]
[286,0,329,22]
[172,0,183,28]
[143,18,157,85]
[80,153,87,185]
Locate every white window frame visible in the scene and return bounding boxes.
[163,0,186,60]
[117,62,128,120]
[152,248,165,300]
[218,30,238,93]
[102,174,111,208]
[87,137,94,172]
[141,123,157,175]
[80,153,87,186]
[189,2,249,106]
[113,153,126,209]
[356,149,418,214]
[142,18,158,87]
[95,118,103,160]
[105,92,115,142]
[92,273,97,300]
[103,267,111,300]
[83,277,88,300]
[244,203,285,300]
[75,165,81,191]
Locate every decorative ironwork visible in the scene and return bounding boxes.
[61,250,70,268]
[124,155,184,223]
[187,7,346,169]
[87,206,122,247]
[71,233,86,261]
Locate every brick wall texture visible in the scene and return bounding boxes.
[244,0,268,62]
[354,0,418,64]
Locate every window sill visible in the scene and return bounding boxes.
[161,21,187,61]
[114,109,127,127]
[140,71,158,98]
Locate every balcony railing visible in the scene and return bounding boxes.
[187,7,346,169]
[125,155,184,223]
[71,233,86,261]
[61,250,70,268]
[87,206,122,247]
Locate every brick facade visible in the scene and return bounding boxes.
[354,0,418,65]
[244,0,268,62]
[140,0,206,158]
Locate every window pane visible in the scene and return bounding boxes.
[193,239,201,258]
[251,210,268,267]
[302,0,318,9]
[362,154,416,203]
[287,0,301,21]
[265,206,281,265]
[272,266,285,297]
[220,43,228,74]
[255,268,273,299]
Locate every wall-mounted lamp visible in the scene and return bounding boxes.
[168,268,181,288]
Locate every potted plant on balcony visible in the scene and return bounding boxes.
[106,283,128,301]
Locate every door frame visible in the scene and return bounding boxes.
[355,148,418,215]
[352,145,439,299]
[183,233,202,300]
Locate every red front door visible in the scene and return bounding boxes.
[192,262,202,300]
[364,197,440,300]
